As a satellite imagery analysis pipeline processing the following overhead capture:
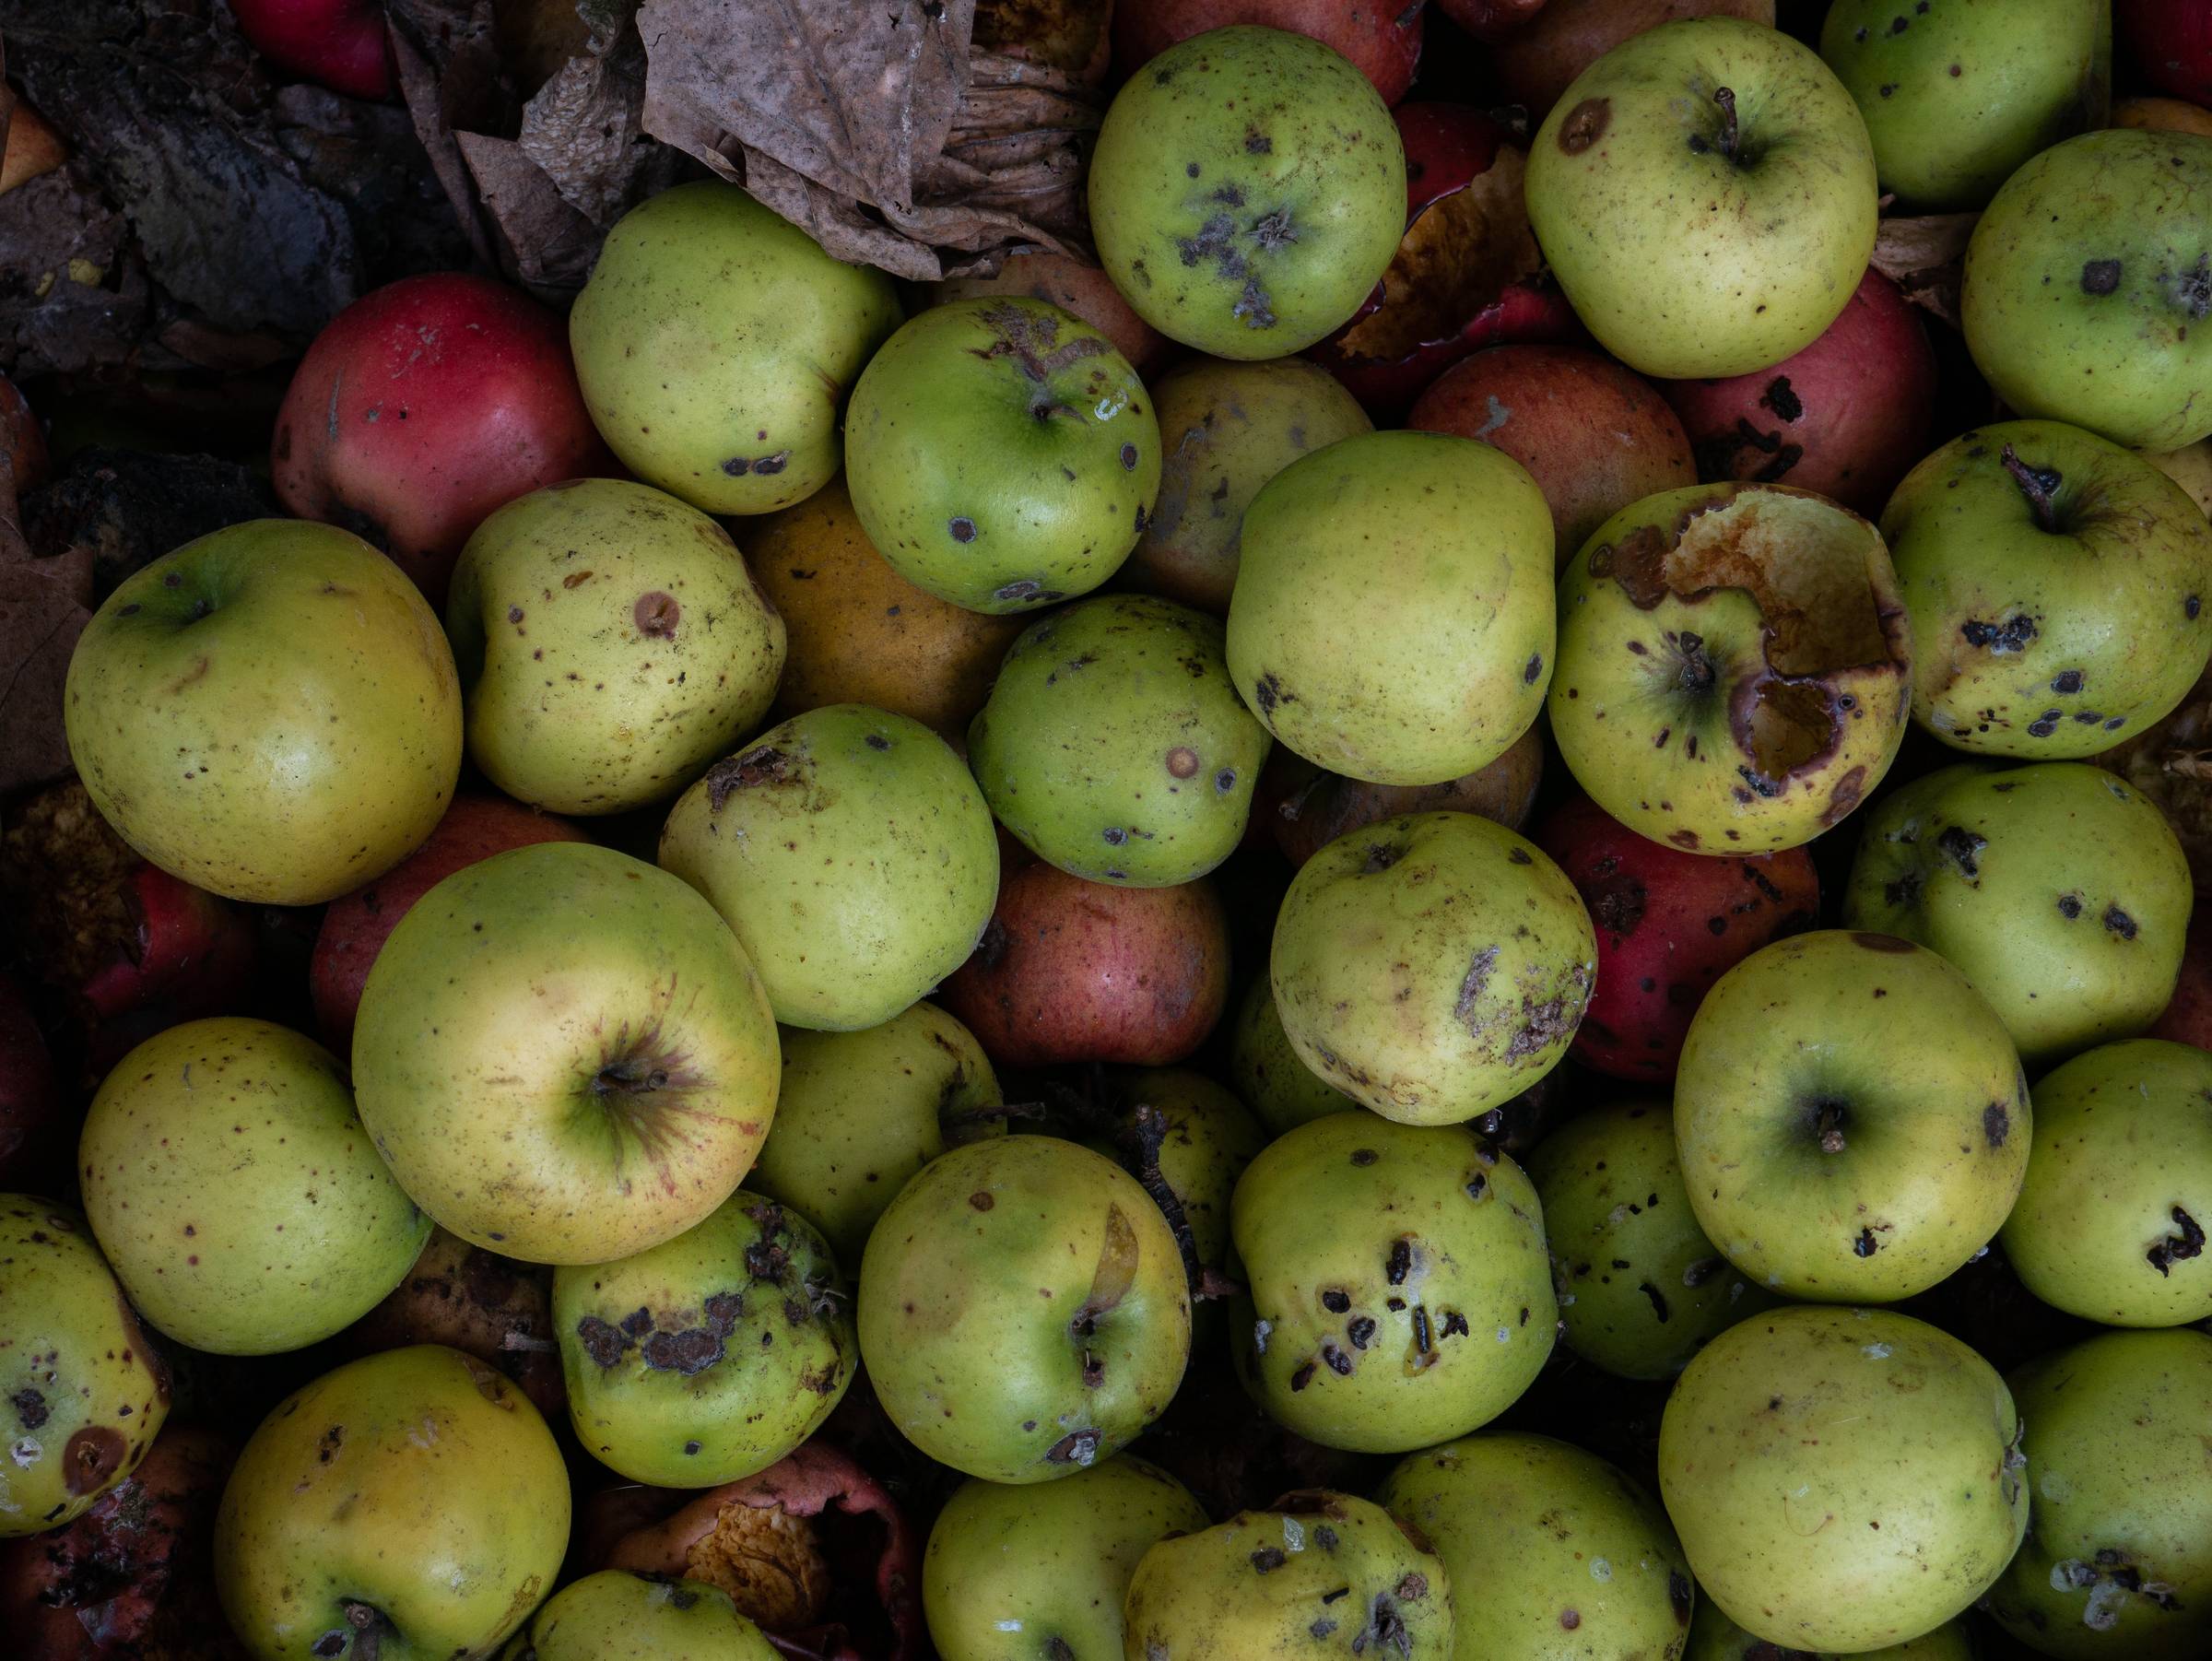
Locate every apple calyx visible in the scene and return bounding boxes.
[1676,631,1717,694]
[1999,443,2064,533]
[311,1599,389,1660]
[1812,1097,1849,1155]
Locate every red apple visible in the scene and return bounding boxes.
[335,1227,565,1419]
[1307,103,1580,419]
[2121,0,2212,109]
[1491,0,1776,122]
[270,272,611,605]
[2149,906,2212,1049]
[0,972,68,1194]
[1437,0,1551,39]
[937,864,1232,1070]
[1407,342,1697,564]
[928,251,1170,378]
[1259,724,1546,866]
[230,0,394,101]
[1534,794,1819,1080]
[310,793,586,1050]
[1657,269,1936,517]
[1112,0,1426,105]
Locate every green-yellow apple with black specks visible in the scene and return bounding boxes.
[1378,1431,1694,1661]
[1880,418,2212,755]
[1820,0,2110,211]
[1230,1114,1555,1455]
[657,704,999,1031]
[1226,430,1554,787]
[568,181,900,515]
[1547,482,1913,854]
[79,1017,429,1356]
[923,1455,1208,1661]
[967,595,1270,887]
[1524,18,1879,378]
[1658,1305,2027,1654]
[1226,975,1354,1136]
[214,1344,570,1661]
[1983,1327,2212,1658]
[0,1196,169,1537]
[554,1191,852,1487]
[747,1003,1003,1267]
[1999,1039,2212,1328]
[446,478,785,816]
[351,842,781,1266]
[64,519,461,905]
[1686,1599,1975,1660]
[1844,761,2191,1061]
[843,298,1159,614]
[500,1571,779,1661]
[1675,930,2028,1302]
[1088,27,1406,359]
[1963,129,2212,451]
[857,1136,1190,1484]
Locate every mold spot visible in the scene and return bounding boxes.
[2103,905,2138,940]
[1983,1102,2010,1148]
[2081,259,2124,295]
[2052,668,2085,694]
[633,592,680,638]
[948,516,978,544]
[1558,98,1610,154]
[1936,825,1986,881]
[1960,615,2037,654]
[2147,1206,2205,1275]
[1453,947,1500,1034]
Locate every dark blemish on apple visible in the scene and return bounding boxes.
[1385,1239,1413,1285]
[1244,127,1272,154]
[2189,595,2202,619]
[1252,672,1291,714]
[2052,668,2085,693]
[1350,1149,1379,1167]
[1233,278,1277,330]
[1347,1314,1379,1350]
[575,1314,632,1367]
[1936,825,1986,879]
[1454,946,1500,1033]
[2056,893,2084,919]
[1958,614,2038,653]
[1361,841,1406,874]
[1102,827,1127,846]
[1166,747,1200,778]
[1185,161,1201,178]
[994,580,1064,606]
[1638,1281,1671,1323]
[1853,1227,1880,1257]
[10,1388,45,1430]
[1288,1361,1317,1392]
[2026,711,2063,738]
[2081,260,2124,295]
[1322,1342,1354,1376]
[1853,932,1914,952]
[2147,1206,2205,1275]
[1668,830,1700,851]
[1120,443,1138,471]
[1761,377,1804,421]
[1668,1571,1693,1625]
[2165,253,2212,320]
[1558,98,1610,155]
[310,1635,347,1658]
[1983,1101,2011,1148]
[1044,1429,1100,1465]
[1508,847,1532,866]
[1524,653,1543,683]
[2103,904,2138,939]
[62,1426,125,1495]
[1822,766,1869,827]
[1878,83,1897,98]
[1560,1609,1582,1632]
[1310,1620,1338,1641]
[1322,1289,1351,1313]
[968,1192,994,1212]
[633,592,680,638]
[1214,768,1237,794]
[1252,1546,1288,1573]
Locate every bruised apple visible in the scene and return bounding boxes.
[927,250,1166,376]
[1111,0,1427,106]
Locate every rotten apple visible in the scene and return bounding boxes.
[1111,0,1427,106]
[336,1225,565,1420]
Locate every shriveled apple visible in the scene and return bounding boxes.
[1112,0,1427,105]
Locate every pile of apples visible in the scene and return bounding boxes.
[7,2,2212,1659]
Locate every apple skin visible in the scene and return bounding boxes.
[229,0,392,100]
[1685,1602,1974,1660]
[1260,722,1545,868]
[1111,0,1426,106]
[64,519,464,907]
[1438,0,1548,41]
[1524,17,1879,381]
[927,251,1168,377]
[1492,0,1777,124]
[2120,0,2212,107]
[1658,269,1936,517]
[350,842,782,1266]
[271,274,610,607]
[2117,93,2212,136]
[337,1226,565,1420]
[1409,343,1696,564]
[2149,906,2212,1047]
[214,1345,570,1661]
[505,1571,780,1660]
[311,794,585,1051]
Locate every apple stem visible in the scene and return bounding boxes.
[341,1601,385,1661]
[1814,1099,1847,1155]
[1998,443,2062,533]
[1712,87,1740,162]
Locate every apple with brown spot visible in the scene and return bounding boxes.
[1491,0,1777,121]
[928,251,1168,378]
[1112,0,1428,105]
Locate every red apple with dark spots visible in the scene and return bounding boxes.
[927,250,1169,377]
[1112,0,1427,105]
[937,863,1232,1069]
[1307,103,1580,419]
[1658,269,1936,517]
[1490,0,1776,121]
[2120,0,2212,108]
[1535,793,1819,1080]
[1408,342,1697,563]
[310,792,586,1050]
[271,273,611,606]
[229,0,393,100]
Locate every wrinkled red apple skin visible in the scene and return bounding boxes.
[0,974,69,1194]
[938,864,1232,1070]
[1658,271,1936,517]
[1408,344,1695,563]
[1437,0,1550,39]
[2121,0,2212,108]
[2148,907,2212,1049]
[311,794,586,1049]
[229,0,393,100]
[1112,0,1425,105]
[271,273,610,606]
[928,252,1168,377]
[1534,795,1819,1080]
[1492,0,1776,120]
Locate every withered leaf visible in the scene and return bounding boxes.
[1870,212,1981,331]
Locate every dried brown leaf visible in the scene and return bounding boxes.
[1870,212,1980,331]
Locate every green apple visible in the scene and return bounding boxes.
[1658,1305,2027,1653]
[1378,1431,1692,1661]
[79,1018,429,1355]
[501,1572,778,1661]
[1880,419,2212,754]
[843,297,1159,615]
[1983,1327,2212,1659]
[1227,430,1554,786]
[1820,0,2110,210]
[0,1196,169,1537]
[215,1344,569,1661]
[922,1455,1208,1661]
[1112,1069,1265,1306]
[569,181,900,515]
[555,1191,852,1487]
[967,595,1271,886]
[352,842,781,1266]
[857,1136,1191,1484]
[1963,129,2212,450]
[2000,1038,2212,1328]
[1525,17,1878,378]
[1844,761,2192,1060]
[1676,930,2029,1301]
[1686,1599,1975,1660]
[747,1002,1003,1267]
[446,478,786,816]
[1226,975,1353,1137]
[1548,482,1913,854]
[657,704,999,1030]
[64,519,462,904]
[1089,27,1406,359]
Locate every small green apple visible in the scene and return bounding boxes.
[569,181,900,515]
[64,519,462,905]
[215,1345,570,1661]
[501,1572,779,1661]
[843,297,1159,614]
[352,842,781,1266]
[1686,1599,1974,1660]
[1226,975,1354,1137]
[79,1017,429,1356]
[1525,17,1878,378]
[1089,27,1406,359]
